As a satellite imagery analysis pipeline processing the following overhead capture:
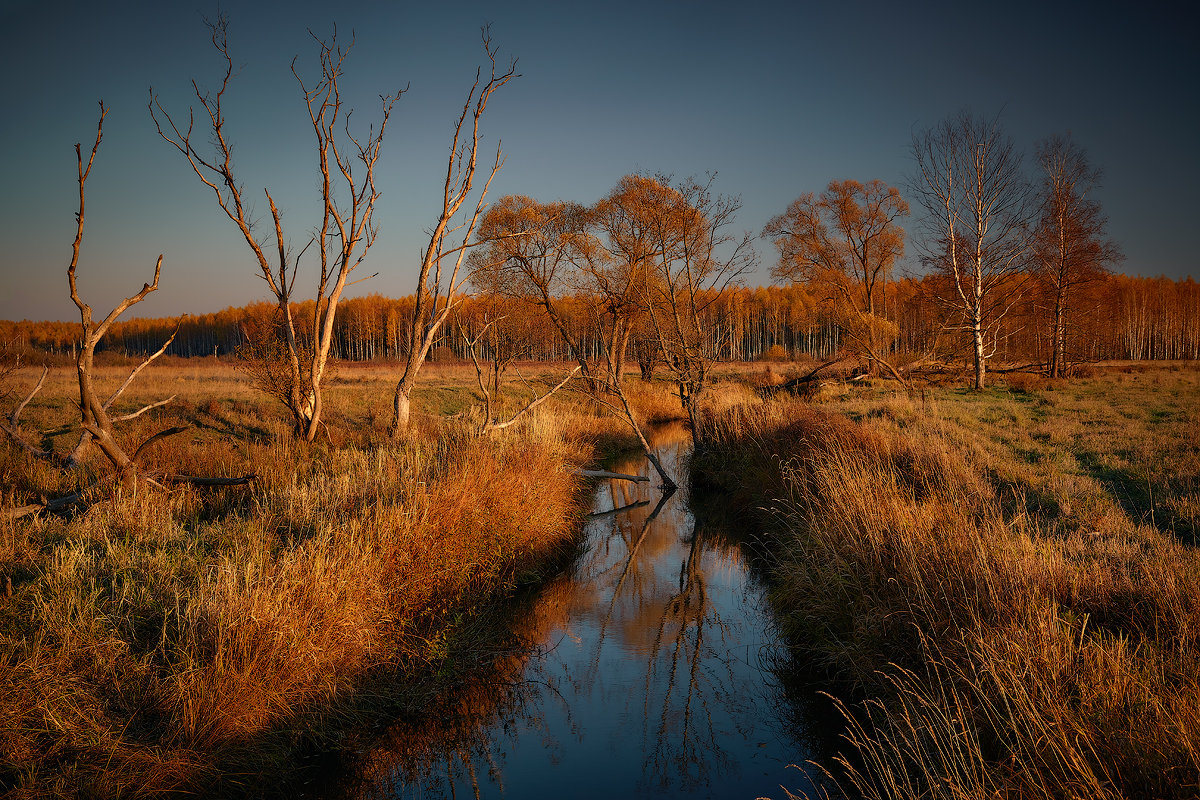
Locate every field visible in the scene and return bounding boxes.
[694,362,1200,799]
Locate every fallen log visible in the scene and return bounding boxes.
[2,471,257,520]
[1,480,103,520]
[150,473,257,487]
[574,469,650,483]
[759,355,848,398]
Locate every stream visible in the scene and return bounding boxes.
[324,424,839,799]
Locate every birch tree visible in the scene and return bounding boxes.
[910,111,1033,389]
[1032,134,1122,378]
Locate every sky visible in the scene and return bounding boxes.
[0,0,1196,322]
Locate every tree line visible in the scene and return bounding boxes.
[4,272,1197,368]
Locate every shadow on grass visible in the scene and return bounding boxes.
[1075,450,1197,546]
[187,407,274,445]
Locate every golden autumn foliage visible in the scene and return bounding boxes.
[3,274,1198,377]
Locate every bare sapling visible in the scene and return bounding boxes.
[151,16,400,441]
[461,318,580,434]
[388,26,517,438]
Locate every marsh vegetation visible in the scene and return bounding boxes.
[3,359,1197,798]
[2,17,1197,798]
[695,362,1200,799]
[0,361,602,796]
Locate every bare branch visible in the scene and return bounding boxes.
[576,468,649,483]
[104,328,177,410]
[132,426,189,463]
[484,365,581,433]
[110,396,177,424]
[9,366,47,428]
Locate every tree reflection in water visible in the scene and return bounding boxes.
[330,423,832,800]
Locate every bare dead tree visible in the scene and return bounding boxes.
[388,27,517,438]
[910,111,1034,390]
[0,103,176,492]
[462,300,534,397]
[151,16,400,441]
[2,103,252,519]
[0,364,50,459]
[0,342,25,400]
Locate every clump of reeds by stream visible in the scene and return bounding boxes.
[0,394,588,797]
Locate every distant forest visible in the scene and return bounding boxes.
[4,272,1197,368]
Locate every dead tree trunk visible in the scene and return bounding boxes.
[389,28,516,438]
[1,102,255,517]
[152,17,399,441]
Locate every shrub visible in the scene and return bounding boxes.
[760,344,788,362]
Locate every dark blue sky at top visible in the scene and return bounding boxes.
[0,0,1195,321]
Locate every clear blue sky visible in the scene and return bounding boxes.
[1,0,1195,322]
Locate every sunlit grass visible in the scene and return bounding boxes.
[0,359,618,797]
[695,363,1200,799]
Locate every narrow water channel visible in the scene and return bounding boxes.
[328,424,838,799]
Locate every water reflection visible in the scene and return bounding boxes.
[331,424,835,799]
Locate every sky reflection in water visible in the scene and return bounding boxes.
[343,425,837,799]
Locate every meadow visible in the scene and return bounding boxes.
[694,362,1200,799]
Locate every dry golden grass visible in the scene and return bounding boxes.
[696,365,1200,800]
[0,359,612,797]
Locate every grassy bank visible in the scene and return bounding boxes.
[694,365,1200,799]
[0,362,620,797]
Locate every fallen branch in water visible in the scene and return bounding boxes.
[574,469,649,483]
[588,499,651,518]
